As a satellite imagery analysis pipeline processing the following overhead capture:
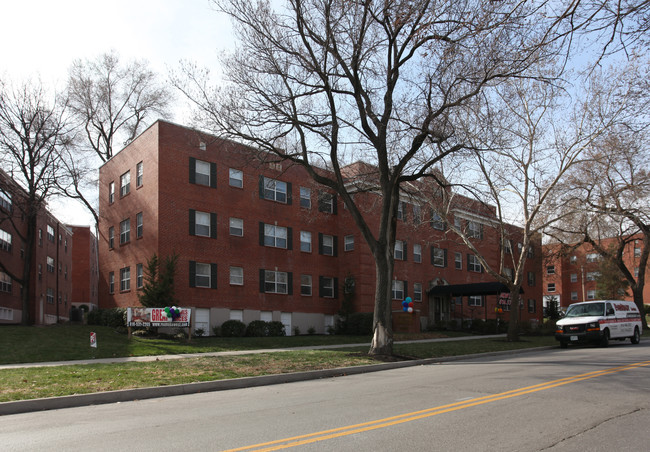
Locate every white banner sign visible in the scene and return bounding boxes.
[127,307,191,327]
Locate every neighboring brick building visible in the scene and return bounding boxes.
[543,238,650,310]
[68,226,99,311]
[0,170,74,324]
[98,120,543,334]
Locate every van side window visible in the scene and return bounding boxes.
[606,303,614,316]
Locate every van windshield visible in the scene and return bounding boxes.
[565,302,605,317]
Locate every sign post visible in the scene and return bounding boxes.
[90,332,97,348]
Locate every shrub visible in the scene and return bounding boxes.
[267,321,286,337]
[293,326,301,336]
[193,327,206,337]
[212,325,221,337]
[221,320,246,337]
[246,320,269,337]
[87,308,126,328]
[308,326,316,335]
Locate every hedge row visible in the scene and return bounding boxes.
[216,319,286,337]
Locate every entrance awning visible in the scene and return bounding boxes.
[427,282,523,296]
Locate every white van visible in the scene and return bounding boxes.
[555,300,642,348]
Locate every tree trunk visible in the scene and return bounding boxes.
[369,245,394,356]
[632,286,648,330]
[20,213,37,325]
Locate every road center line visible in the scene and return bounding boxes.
[223,359,650,452]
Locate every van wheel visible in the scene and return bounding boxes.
[631,327,640,344]
[600,329,610,347]
[559,340,568,349]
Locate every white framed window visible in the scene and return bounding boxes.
[194,211,212,237]
[108,182,115,204]
[320,276,335,298]
[634,267,640,277]
[413,205,421,224]
[455,252,462,270]
[397,201,405,220]
[468,221,483,239]
[528,272,535,286]
[195,159,212,186]
[504,267,513,280]
[528,299,536,313]
[344,235,354,252]
[394,240,406,260]
[547,283,556,292]
[230,218,243,236]
[108,227,115,249]
[320,234,335,256]
[195,262,212,288]
[468,295,483,307]
[47,225,55,242]
[318,192,335,213]
[587,289,596,300]
[120,171,130,197]
[0,271,12,293]
[432,247,446,267]
[109,272,114,294]
[120,266,130,291]
[413,244,422,263]
[229,168,243,188]
[301,274,312,296]
[527,246,535,258]
[413,283,422,302]
[264,270,288,294]
[468,254,482,273]
[120,218,130,244]
[300,231,311,252]
[262,176,288,203]
[136,263,143,289]
[431,212,445,230]
[634,246,641,257]
[0,189,12,211]
[570,255,577,264]
[46,288,54,304]
[546,265,555,275]
[586,271,599,281]
[504,239,512,255]
[264,224,288,248]
[0,229,12,252]
[230,266,244,285]
[47,256,55,273]
[570,273,577,282]
[300,187,311,209]
[571,291,578,300]
[391,280,404,300]
[136,161,143,187]
[586,253,599,263]
[136,212,143,238]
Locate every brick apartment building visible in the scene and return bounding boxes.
[69,225,99,311]
[98,120,543,334]
[0,170,74,324]
[543,238,650,309]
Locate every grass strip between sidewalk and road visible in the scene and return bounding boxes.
[0,325,559,402]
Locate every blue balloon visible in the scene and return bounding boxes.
[405,297,412,303]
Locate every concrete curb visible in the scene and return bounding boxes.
[0,346,554,416]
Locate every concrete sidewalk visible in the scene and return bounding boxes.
[3,334,550,416]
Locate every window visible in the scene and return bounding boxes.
[318,192,336,214]
[527,271,535,286]
[190,158,216,188]
[47,225,55,242]
[261,176,288,203]
[38,229,42,246]
[634,246,641,257]
[547,283,556,292]
[570,255,577,264]
[199,141,206,151]
[0,272,11,293]
[468,254,482,273]
[0,189,11,211]
[432,247,447,267]
[413,283,422,302]
[468,221,483,239]
[431,212,445,230]
[504,268,513,281]
[527,246,535,258]
[300,231,311,252]
[230,218,243,236]
[504,239,512,255]
[586,271,599,281]
[301,274,312,296]
[528,299,536,313]
[394,240,406,261]
[263,270,289,294]
[190,261,217,289]
[546,265,555,275]
[229,168,243,188]
[136,161,143,187]
[634,267,640,277]
[46,288,54,304]
[413,244,422,263]
[136,212,143,238]
[587,289,596,300]
[136,263,143,289]
[570,273,577,283]
[300,187,311,209]
[120,219,130,244]
[108,227,114,249]
[0,229,12,252]
[397,201,406,221]
[319,233,336,256]
[320,276,336,298]
[571,291,578,300]
[263,223,288,249]
[230,266,244,285]
[344,235,354,252]
[108,182,115,204]
[586,253,599,263]
[413,205,421,224]
[455,252,462,270]
[190,210,217,238]
[47,256,55,273]
[109,272,114,294]
[120,267,131,291]
[468,295,483,307]
[120,171,130,197]
[392,280,405,300]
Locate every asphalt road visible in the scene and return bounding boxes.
[2,341,649,451]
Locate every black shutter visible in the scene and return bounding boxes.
[259,222,265,246]
[431,247,435,265]
[210,213,217,239]
[287,272,293,295]
[287,227,293,250]
[333,235,338,257]
[403,241,408,261]
[259,269,266,292]
[286,182,292,205]
[189,158,196,184]
[333,277,339,299]
[189,260,196,288]
[258,175,265,199]
[319,276,324,297]
[467,253,471,271]
[210,162,217,188]
[443,249,448,267]
[332,194,338,215]
[189,209,196,236]
[210,263,218,289]
[318,233,324,255]
[404,281,408,298]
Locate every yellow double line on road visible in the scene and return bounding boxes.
[224,359,650,452]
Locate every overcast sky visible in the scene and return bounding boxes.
[1,0,233,225]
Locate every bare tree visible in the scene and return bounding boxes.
[174,0,577,354]
[0,78,72,324]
